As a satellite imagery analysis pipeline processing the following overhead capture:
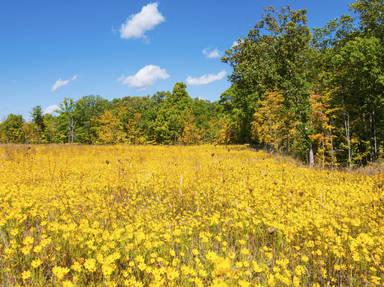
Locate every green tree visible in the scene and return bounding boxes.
[153,83,193,144]
[223,6,314,158]
[74,96,109,143]
[330,37,384,164]
[42,114,60,143]
[351,0,384,40]
[219,85,256,143]
[0,114,25,143]
[57,98,76,143]
[31,106,45,142]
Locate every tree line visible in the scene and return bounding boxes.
[222,0,384,167]
[1,0,383,167]
[0,83,231,146]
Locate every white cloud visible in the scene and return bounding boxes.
[186,70,227,86]
[43,105,60,115]
[51,75,77,92]
[118,65,169,89]
[52,79,69,92]
[202,48,221,59]
[120,2,165,39]
[232,39,243,48]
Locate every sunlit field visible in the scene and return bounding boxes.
[0,145,383,286]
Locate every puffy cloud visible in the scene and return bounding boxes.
[202,48,221,59]
[118,65,169,89]
[186,70,227,86]
[51,75,77,92]
[232,39,243,48]
[120,2,165,39]
[43,105,60,115]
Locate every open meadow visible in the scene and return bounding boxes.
[0,145,383,286]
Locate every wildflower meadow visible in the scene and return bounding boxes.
[0,145,383,286]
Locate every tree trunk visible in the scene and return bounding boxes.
[309,142,314,167]
[371,109,377,161]
[345,112,352,167]
[68,117,75,144]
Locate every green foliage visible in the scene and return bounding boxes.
[2,82,224,146]
[0,114,25,143]
[223,6,313,147]
[351,0,384,39]
[328,36,384,164]
[73,96,110,144]
[31,106,45,135]
[224,1,384,166]
[42,114,60,144]
[153,84,191,144]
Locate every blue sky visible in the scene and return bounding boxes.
[0,0,354,119]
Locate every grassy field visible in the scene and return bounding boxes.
[0,145,383,286]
